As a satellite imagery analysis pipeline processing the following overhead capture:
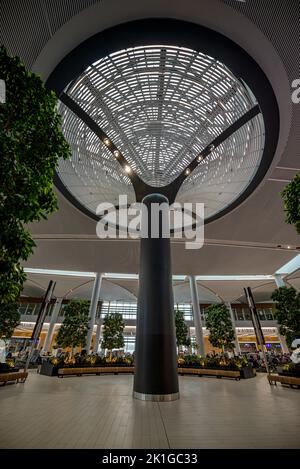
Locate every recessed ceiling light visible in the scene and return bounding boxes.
[114,150,120,158]
[185,168,191,175]
[197,155,204,162]
[124,165,132,174]
[103,137,110,146]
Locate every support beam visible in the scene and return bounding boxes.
[188,275,205,356]
[85,273,102,352]
[134,194,179,401]
[93,301,103,353]
[227,302,241,355]
[43,298,63,353]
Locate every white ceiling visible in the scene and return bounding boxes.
[1,0,299,283]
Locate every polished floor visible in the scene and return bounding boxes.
[0,371,299,449]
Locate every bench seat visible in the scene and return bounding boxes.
[178,367,240,380]
[268,374,300,389]
[58,366,134,377]
[0,371,28,385]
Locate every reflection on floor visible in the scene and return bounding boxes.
[0,371,299,449]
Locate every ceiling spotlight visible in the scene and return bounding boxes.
[197,155,204,162]
[287,245,291,249]
[113,150,120,158]
[124,165,132,174]
[103,137,110,146]
[185,168,191,175]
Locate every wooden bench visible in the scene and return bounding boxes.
[0,371,28,386]
[268,374,300,389]
[58,366,134,377]
[178,367,241,380]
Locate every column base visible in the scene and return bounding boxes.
[133,391,180,402]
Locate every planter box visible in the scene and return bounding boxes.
[240,366,256,379]
[277,367,300,378]
[40,361,59,376]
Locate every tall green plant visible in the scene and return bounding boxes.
[175,309,191,349]
[271,286,300,347]
[0,303,20,339]
[0,46,70,304]
[56,300,90,352]
[101,313,125,359]
[205,304,235,352]
[281,172,300,234]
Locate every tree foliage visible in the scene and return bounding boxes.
[271,286,300,347]
[0,302,20,339]
[101,313,125,353]
[56,300,90,350]
[175,309,191,348]
[0,46,70,304]
[205,304,235,351]
[281,172,300,234]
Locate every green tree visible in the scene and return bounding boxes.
[271,286,300,347]
[0,46,70,304]
[101,313,125,359]
[0,303,20,339]
[56,300,90,353]
[205,304,235,352]
[175,309,191,350]
[281,172,300,234]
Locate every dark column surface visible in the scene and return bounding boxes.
[133,194,179,401]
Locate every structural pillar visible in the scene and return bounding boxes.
[227,302,241,355]
[274,275,289,352]
[85,273,102,353]
[43,298,63,353]
[92,301,103,353]
[188,275,205,356]
[134,194,179,401]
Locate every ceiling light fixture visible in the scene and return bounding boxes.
[113,150,120,158]
[125,165,132,174]
[103,137,110,146]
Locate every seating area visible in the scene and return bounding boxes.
[178,367,241,380]
[268,374,300,389]
[57,366,135,377]
[0,371,28,386]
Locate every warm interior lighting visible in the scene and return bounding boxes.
[103,137,110,146]
[114,150,120,158]
[197,155,204,162]
[185,168,191,175]
[125,165,132,174]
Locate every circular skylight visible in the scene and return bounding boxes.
[57,44,265,218]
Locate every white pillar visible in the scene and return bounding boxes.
[227,302,241,355]
[43,298,63,353]
[188,275,205,356]
[274,275,288,352]
[85,273,102,352]
[274,274,286,288]
[93,303,103,354]
[278,332,289,353]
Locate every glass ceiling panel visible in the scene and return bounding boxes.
[57,45,265,218]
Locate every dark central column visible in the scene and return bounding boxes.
[133,193,179,401]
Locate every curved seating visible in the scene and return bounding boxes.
[57,366,241,380]
[268,374,300,389]
[0,371,28,386]
[58,366,134,377]
[178,367,241,380]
